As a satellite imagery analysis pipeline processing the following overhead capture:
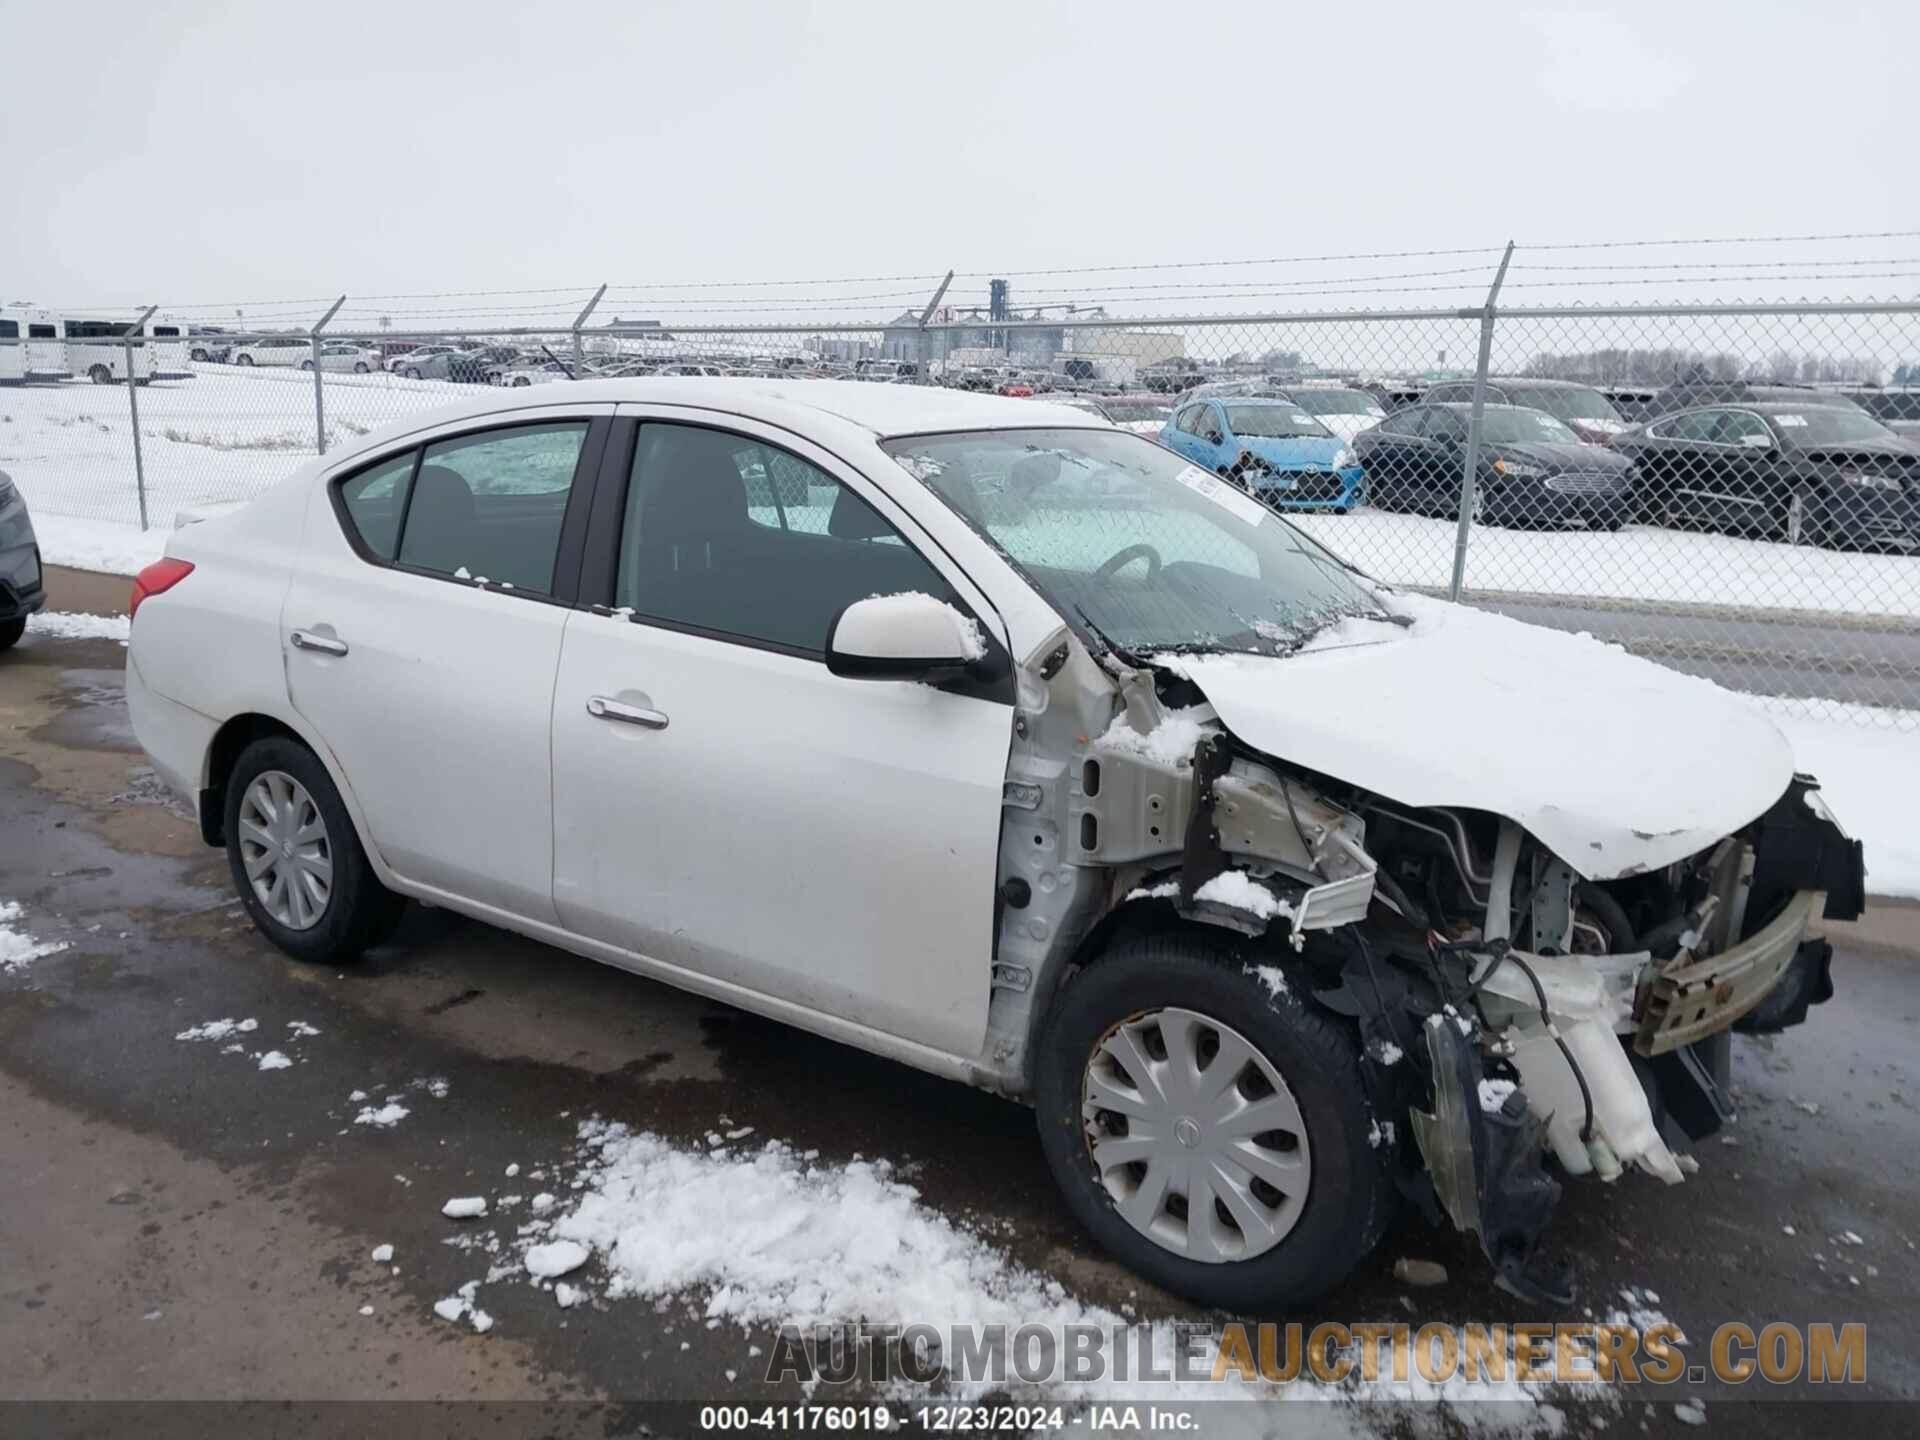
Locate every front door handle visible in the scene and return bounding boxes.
[587,695,668,730]
[291,629,349,657]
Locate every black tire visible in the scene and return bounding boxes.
[354,362,368,373]
[88,364,111,384]
[405,367,422,380]
[1034,931,1395,1309]
[299,360,314,371]
[0,617,24,652]
[223,736,403,964]
[236,353,254,366]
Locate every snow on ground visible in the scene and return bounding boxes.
[0,900,67,973]
[22,513,166,576]
[518,1118,1599,1432]
[1746,696,1920,898]
[1,365,470,530]
[25,611,132,642]
[1290,509,1920,619]
[355,1102,410,1128]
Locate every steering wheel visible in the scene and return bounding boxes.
[1094,542,1163,581]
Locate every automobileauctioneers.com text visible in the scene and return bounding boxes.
[758,1318,1866,1390]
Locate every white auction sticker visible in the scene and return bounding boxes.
[1174,465,1267,526]
[1776,414,1807,427]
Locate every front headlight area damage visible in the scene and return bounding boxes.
[985,627,1863,1305]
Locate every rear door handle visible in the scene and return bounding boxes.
[291,629,349,657]
[587,695,668,730]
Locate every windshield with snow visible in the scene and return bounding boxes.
[883,427,1392,658]
[1477,409,1580,445]
[1225,405,1330,439]
[1287,389,1384,417]
[1771,408,1902,446]
[1505,385,1621,424]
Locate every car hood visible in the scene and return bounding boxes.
[1241,434,1348,466]
[1163,594,1795,880]
[1497,440,1633,473]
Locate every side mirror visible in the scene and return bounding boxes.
[826,593,987,683]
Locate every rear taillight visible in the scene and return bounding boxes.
[129,557,194,620]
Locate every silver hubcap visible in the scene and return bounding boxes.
[1081,1007,1311,1264]
[237,770,332,931]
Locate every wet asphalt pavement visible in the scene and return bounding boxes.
[2,590,1919,1437]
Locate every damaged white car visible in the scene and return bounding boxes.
[126,380,1864,1308]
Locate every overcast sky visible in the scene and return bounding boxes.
[3,0,1916,322]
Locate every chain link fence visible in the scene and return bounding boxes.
[4,288,1919,727]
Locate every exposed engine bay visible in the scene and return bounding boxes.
[986,623,1865,1303]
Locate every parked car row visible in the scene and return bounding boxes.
[1127,375,1919,552]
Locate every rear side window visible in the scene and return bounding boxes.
[0,320,17,339]
[395,423,590,591]
[338,453,417,561]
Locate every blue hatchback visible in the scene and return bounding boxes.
[1158,397,1365,511]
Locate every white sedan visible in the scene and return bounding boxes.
[125,379,1859,1308]
[302,344,382,374]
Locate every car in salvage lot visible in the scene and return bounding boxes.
[1353,401,1636,528]
[1159,396,1363,511]
[1611,401,1920,549]
[123,378,1863,1308]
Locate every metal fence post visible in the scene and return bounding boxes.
[571,284,607,378]
[916,270,954,385]
[1449,242,1515,600]
[123,303,158,531]
[310,295,346,455]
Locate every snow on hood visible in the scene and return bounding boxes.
[1164,594,1794,881]
[1242,434,1348,466]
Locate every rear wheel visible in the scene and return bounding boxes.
[299,359,314,371]
[236,353,254,366]
[223,737,402,964]
[0,617,25,652]
[405,366,423,380]
[88,364,111,384]
[1034,932,1394,1308]
[353,362,369,373]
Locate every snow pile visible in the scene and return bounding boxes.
[540,1120,1585,1428]
[0,900,67,973]
[442,1196,488,1219]
[354,1102,410,1128]
[20,513,167,576]
[1193,870,1294,921]
[524,1240,590,1279]
[255,1050,292,1071]
[1478,1079,1518,1114]
[370,1244,394,1263]
[1745,695,1920,898]
[1095,706,1216,767]
[25,611,132,643]
[433,1280,493,1333]
[175,1017,258,1042]
[286,1020,321,1038]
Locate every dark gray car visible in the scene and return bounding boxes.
[0,469,47,650]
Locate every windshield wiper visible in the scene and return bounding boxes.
[1071,604,1144,667]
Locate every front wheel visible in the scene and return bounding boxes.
[354,362,368,373]
[88,364,111,384]
[224,737,403,964]
[405,366,423,380]
[299,360,314,371]
[1034,932,1394,1308]
[0,617,25,651]
[236,354,254,366]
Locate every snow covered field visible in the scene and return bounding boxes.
[0,364,470,529]
[6,368,1920,623]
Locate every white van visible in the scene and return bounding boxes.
[61,318,155,385]
[0,304,70,383]
[142,315,194,379]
